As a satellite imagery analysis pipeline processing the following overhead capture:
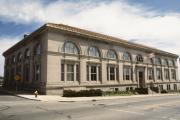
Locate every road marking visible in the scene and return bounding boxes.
[107,108,144,115]
[144,101,180,109]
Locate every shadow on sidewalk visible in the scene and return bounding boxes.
[0,87,33,95]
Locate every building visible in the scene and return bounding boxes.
[0,76,3,86]
[3,23,180,95]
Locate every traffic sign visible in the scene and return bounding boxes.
[15,75,21,81]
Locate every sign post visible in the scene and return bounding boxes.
[15,74,21,94]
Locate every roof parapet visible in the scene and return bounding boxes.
[3,23,179,58]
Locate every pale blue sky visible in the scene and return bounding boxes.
[1,0,180,37]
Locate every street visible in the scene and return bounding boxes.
[0,93,180,120]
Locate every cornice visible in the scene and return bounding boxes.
[3,23,179,58]
[3,25,47,56]
[46,23,178,58]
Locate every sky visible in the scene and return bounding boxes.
[0,0,180,76]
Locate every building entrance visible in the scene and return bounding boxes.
[138,71,144,88]
[136,67,145,88]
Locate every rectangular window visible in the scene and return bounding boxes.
[107,66,109,80]
[10,68,15,81]
[87,65,100,81]
[61,64,64,81]
[123,66,132,80]
[91,66,97,81]
[87,65,89,81]
[5,69,9,82]
[171,69,176,80]
[67,64,74,81]
[167,84,169,90]
[169,84,171,90]
[159,85,163,91]
[35,64,40,81]
[125,69,129,80]
[23,64,29,82]
[148,68,153,80]
[156,68,162,80]
[16,66,22,75]
[167,84,171,90]
[174,84,177,90]
[126,87,130,91]
[164,69,169,80]
[116,67,118,81]
[26,65,29,81]
[76,64,79,81]
[110,67,115,80]
[98,66,101,81]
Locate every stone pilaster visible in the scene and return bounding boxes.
[169,68,172,81]
[88,66,91,81]
[59,59,61,81]
[74,64,76,82]
[153,66,156,82]
[29,58,33,84]
[132,64,136,83]
[101,60,107,84]
[119,62,123,83]
[144,66,147,85]
[64,64,67,83]
[108,66,110,81]
[114,67,117,81]
[96,66,99,81]
[162,67,165,81]
[80,58,86,84]
[175,68,178,81]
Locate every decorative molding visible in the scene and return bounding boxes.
[3,23,179,58]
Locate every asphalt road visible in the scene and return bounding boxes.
[0,93,180,120]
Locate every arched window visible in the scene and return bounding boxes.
[88,46,100,57]
[34,44,41,55]
[123,52,131,61]
[169,60,175,67]
[136,54,143,63]
[155,58,161,65]
[162,59,168,66]
[24,48,30,59]
[17,52,22,63]
[62,41,79,54]
[148,58,153,64]
[173,60,175,67]
[107,49,117,59]
[11,56,15,64]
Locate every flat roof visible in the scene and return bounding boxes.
[3,23,179,58]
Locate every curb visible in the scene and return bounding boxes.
[18,94,180,102]
[16,95,41,101]
[1,88,179,102]
[0,88,41,101]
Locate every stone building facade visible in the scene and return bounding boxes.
[3,23,180,95]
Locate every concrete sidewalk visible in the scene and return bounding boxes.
[17,94,179,102]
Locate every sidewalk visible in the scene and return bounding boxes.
[17,94,179,102]
[1,88,179,102]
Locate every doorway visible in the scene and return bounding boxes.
[136,67,145,88]
[138,71,144,88]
